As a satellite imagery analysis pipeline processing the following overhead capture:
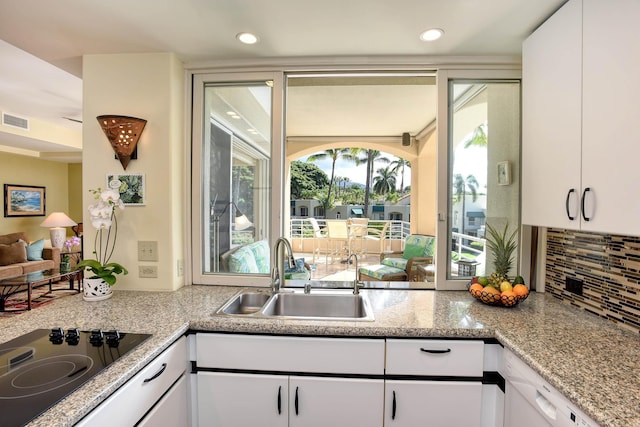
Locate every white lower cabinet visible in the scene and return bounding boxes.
[197,372,383,427]
[289,376,383,427]
[76,336,188,427]
[193,334,502,427]
[385,380,482,427]
[197,372,288,426]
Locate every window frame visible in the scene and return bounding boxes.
[434,69,521,290]
[190,71,285,286]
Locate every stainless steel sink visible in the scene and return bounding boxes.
[216,289,374,321]
[218,292,271,315]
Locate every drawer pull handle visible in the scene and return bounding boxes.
[294,386,299,415]
[143,363,167,383]
[420,348,451,354]
[392,390,397,420]
[277,385,282,414]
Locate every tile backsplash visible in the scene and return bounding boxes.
[545,228,640,334]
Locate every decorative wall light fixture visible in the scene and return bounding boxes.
[97,115,147,170]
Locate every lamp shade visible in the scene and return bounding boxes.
[234,210,253,230]
[40,212,77,228]
[97,115,147,170]
[40,212,77,250]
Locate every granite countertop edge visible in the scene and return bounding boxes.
[6,285,637,427]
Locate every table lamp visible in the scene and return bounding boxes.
[40,212,77,249]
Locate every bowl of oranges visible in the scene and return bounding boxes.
[468,275,529,307]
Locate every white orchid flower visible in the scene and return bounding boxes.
[91,217,112,229]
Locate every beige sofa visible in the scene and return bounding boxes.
[0,232,60,280]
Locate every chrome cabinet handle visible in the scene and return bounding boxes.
[143,363,166,383]
[420,347,451,354]
[566,188,576,220]
[581,187,592,221]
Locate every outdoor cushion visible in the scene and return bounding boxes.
[359,264,407,280]
[228,245,260,273]
[402,235,435,260]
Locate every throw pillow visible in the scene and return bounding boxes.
[23,238,45,261]
[0,241,27,266]
[0,231,28,245]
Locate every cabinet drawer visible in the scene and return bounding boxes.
[386,339,483,377]
[76,336,187,427]
[196,333,385,375]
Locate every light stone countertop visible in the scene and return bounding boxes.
[0,285,637,427]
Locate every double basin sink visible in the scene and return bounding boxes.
[216,288,375,322]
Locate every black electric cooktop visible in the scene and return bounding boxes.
[0,328,151,427]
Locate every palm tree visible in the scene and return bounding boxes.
[352,149,390,216]
[390,157,411,195]
[453,173,479,235]
[373,166,397,196]
[307,149,354,215]
[464,122,488,148]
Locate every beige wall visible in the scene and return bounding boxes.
[0,152,77,239]
[83,53,185,291]
[67,163,83,223]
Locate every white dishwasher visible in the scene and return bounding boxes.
[503,348,600,427]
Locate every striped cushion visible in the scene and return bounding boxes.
[359,264,406,280]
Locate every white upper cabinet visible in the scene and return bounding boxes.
[522,0,640,236]
[522,0,582,230]
[581,0,640,235]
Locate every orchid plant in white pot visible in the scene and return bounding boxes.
[77,187,128,300]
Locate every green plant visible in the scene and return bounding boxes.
[76,187,128,286]
[485,222,517,286]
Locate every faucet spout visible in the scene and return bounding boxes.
[272,237,296,293]
[347,253,362,295]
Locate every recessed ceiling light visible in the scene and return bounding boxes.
[236,32,258,44]
[419,28,444,42]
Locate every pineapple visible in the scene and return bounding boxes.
[485,222,518,288]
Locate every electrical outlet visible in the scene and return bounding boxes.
[139,266,158,278]
[138,241,158,261]
[177,259,184,277]
[566,277,583,296]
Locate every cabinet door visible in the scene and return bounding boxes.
[521,0,583,229]
[289,376,384,427]
[581,0,640,236]
[385,380,482,427]
[138,375,189,427]
[197,372,288,427]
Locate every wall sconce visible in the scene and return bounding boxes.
[211,201,253,272]
[97,115,147,170]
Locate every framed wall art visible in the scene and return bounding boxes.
[497,161,511,186]
[106,173,146,206]
[3,184,46,217]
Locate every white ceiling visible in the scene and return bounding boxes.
[0,0,566,161]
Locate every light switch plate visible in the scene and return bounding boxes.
[138,241,158,261]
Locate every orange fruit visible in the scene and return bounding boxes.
[500,290,518,307]
[480,286,501,304]
[513,284,529,299]
[469,283,483,298]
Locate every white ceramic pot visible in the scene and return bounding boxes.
[83,277,113,301]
